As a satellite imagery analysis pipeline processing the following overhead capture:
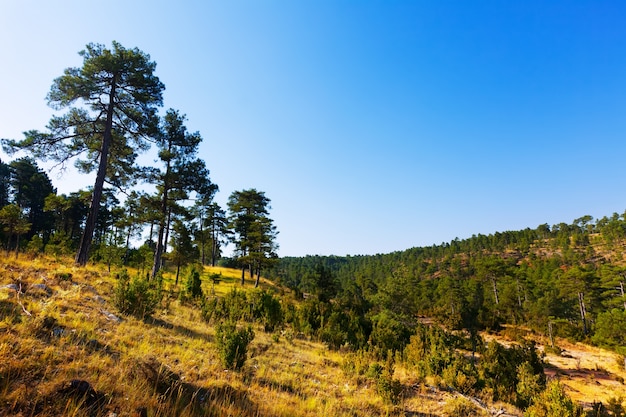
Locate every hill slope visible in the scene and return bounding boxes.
[1,249,625,416]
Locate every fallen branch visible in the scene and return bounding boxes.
[16,283,32,317]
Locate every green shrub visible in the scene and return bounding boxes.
[250,290,283,332]
[606,396,625,417]
[516,361,544,409]
[592,309,626,355]
[201,288,253,324]
[369,310,412,353]
[479,340,545,405]
[374,351,402,405]
[524,381,583,417]
[442,358,480,395]
[215,321,254,370]
[376,372,402,405]
[180,265,203,301]
[113,270,161,319]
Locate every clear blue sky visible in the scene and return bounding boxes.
[2,1,626,257]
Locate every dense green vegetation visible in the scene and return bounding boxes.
[267,219,626,356]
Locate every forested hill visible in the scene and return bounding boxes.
[266,214,626,353]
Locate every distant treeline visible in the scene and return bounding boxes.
[267,216,626,354]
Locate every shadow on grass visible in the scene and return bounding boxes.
[131,356,258,417]
[145,316,214,343]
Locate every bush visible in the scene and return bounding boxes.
[215,321,254,370]
[524,381,583,417]
[113,270,161,319]
[442,358,480,395]
[592,309,626,355]
[606,396,625,417]
[180,266,203,302]
[250,290,283,332]
[369,310,412,353]
[376,372,402,405]
[479,340,545,405]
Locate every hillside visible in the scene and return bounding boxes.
[1,251,625,416]
[0,256,444,417]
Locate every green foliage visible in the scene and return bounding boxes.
[442,359,480,395]
[403,324,457,378]
[605,397,625,417]
[26,234,44,255]
[369,309,412,353]
[516,361,545,409]
[341,348,380,379]
[113,270,162,319]
[215,321,254,370]
[202,288,252,324]
[250,290,283,332]
[201,288,284,334]
[227,189,278,286]
[0,203,31,255]
[592,309,626,354]
[479,340,545,405]
[268,214,626,358]
[44,232,74,257]
[180,265,203,301]
[524,381,583,417]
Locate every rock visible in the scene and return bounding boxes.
[30,283,53,296]
[1,284,21,293]
[101,309,121,323]
[58,379,106,410]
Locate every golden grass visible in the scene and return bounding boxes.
[541,338,626,405]
[0,254,418,416]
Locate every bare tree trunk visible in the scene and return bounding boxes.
[164,207,172,255]
[491,275,499,305]
[211,220,218,267]
[198,210,206,265]
[254,266,261,288]
[578,292,587,334]
[548,321,555,349]
[151,175,169,279]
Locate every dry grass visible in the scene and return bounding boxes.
[0,254,422,416]
[541,338,626,406]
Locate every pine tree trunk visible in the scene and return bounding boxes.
[164,207,172,255]
[151,175,169,279]
[14,233,20,259]
[75,78,116,266]
[254,266,261,288]
[199,211,206,265]
[151,223,165,280]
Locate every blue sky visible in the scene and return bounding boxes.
[2,1,626,256]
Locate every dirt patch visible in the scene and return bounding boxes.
[484,329,626,405]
